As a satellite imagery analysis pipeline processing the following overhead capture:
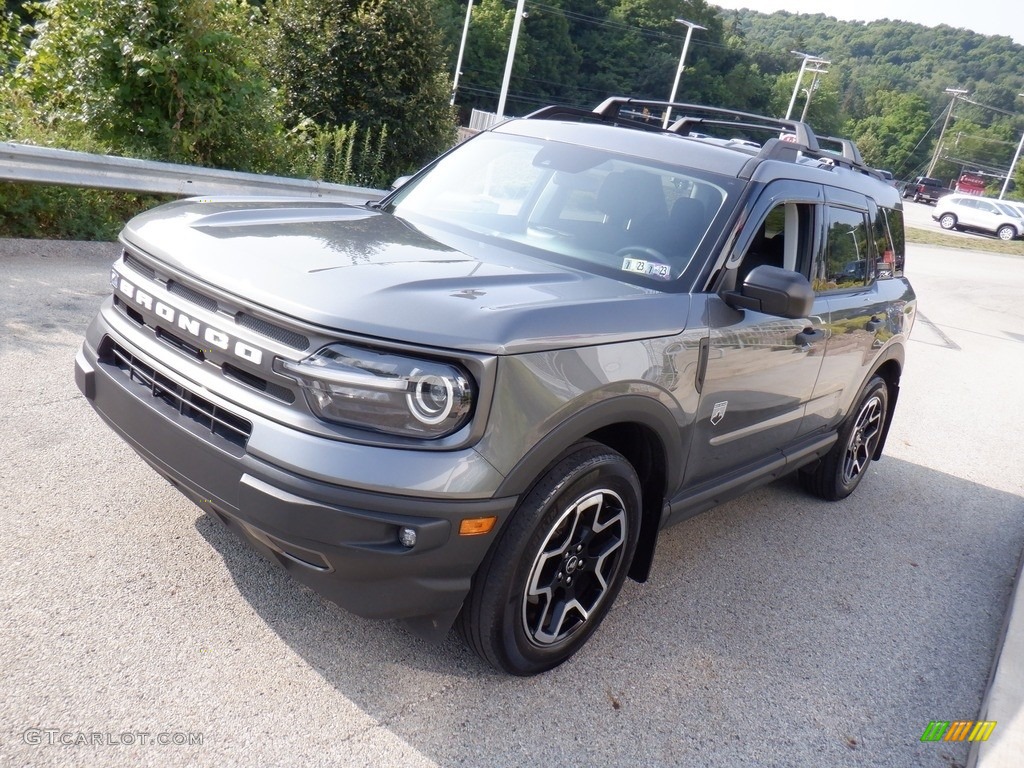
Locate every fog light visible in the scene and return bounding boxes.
[398,526,417,548]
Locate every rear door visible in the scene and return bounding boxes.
[802,189,893,433]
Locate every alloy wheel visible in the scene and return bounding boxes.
[521,488,627,647]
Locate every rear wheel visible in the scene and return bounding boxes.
[801,376,889,501]
[997,224,1016,241]
[458,441,641,675]
[939,213,957,230]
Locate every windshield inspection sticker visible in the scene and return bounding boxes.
[621,257,671,280]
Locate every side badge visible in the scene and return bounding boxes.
[710,401,728,426]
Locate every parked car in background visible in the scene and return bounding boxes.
[901,176,949,204]
[933,195,1024,241]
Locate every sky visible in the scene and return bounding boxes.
[710,1,1024,45]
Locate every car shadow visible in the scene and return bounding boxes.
[193,456,1023,767]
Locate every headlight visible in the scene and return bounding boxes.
[279,344,474,438]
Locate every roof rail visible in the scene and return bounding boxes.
[524,103,664,133]
[591,97,820,151]
[523,97,877,178]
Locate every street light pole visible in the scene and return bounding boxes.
[998,93,1024,200]
[450,0,474,106]
[927,88,969,177]
[663,19,706,129]
[496,0,527,120]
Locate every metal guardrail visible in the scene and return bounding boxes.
[0,142,386,203]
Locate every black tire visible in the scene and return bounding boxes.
[938,213,957,230]
[997,224,1016,241]
[800,376,889,501]
[458,440,641,675]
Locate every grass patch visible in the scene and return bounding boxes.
[906,225,1024,257]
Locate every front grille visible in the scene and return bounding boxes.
[167,280,219,312]
[122,252,156,280]
[236,312,309,350]
[102,338,252,448]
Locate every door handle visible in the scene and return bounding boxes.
[794,327,825,346]
[865,316,883,332]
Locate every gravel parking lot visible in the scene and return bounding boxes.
[1,237,1022,767]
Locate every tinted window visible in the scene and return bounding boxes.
[814,206,872,292]
[881,208,905,276]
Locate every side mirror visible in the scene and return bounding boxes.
[390,175,413,191]
[723,265,815,319]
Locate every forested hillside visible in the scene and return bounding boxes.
[436,1,1023,189]
[2,0,1022,239]
[723,9,1024,182]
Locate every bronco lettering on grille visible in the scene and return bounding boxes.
[113,272,264,365]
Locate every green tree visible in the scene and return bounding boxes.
[10,0,284,170]
[266,0,455,178]
[844,90,932,173]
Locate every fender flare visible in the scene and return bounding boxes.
[493,394,684,500]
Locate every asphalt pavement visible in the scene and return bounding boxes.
[1,235,1022,767]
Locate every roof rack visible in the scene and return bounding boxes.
[523,97,878,178]
[817,135,863,164]
[591,97,820,151]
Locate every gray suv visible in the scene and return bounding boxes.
[75,99,916,675]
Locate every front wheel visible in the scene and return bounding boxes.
[801,376,889,501]
[458,441,641,675]
[939,213,957,230]
[997,224,1016,241]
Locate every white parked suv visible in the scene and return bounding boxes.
[933,195,1024,240]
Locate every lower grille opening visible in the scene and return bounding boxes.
[100,337,252,448]
[156,327,207,361]
[222,363,295,404]
[114,296,145,326]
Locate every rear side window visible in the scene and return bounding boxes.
[874,207,905,278]
[815,205,872,293]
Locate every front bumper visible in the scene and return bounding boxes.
[75,309,517,635]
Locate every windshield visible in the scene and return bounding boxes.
[386,133,735,286]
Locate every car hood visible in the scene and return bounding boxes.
[121,198,689,354]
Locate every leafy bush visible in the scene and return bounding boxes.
[10,0,286,171]
[286,120,391,189]
[0,182,169,241]
[266,0,455,180]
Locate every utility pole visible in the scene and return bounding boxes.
[927,88,969,177]
[663,19,706,129]
[450,0,474,106]
[496,0,527,120]
[799,60,830,122]
[786,51,826,121]
[998,93,1024,199]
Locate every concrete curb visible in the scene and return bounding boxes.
[969,541,1024,767]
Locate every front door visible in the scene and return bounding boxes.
[682,182,828,487]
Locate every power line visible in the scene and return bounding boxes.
[504,0,732,53]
